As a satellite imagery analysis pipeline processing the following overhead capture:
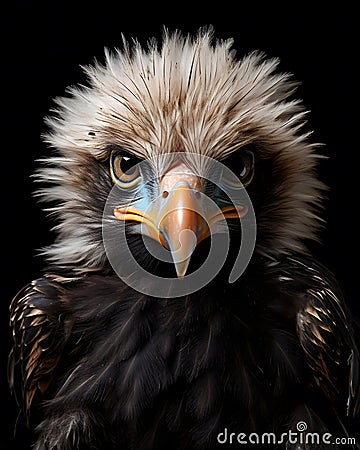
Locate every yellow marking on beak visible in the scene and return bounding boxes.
[114,206,161,243]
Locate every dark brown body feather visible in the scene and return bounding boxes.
[8,255,360,449]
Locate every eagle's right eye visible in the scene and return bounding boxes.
[110,150,141,187]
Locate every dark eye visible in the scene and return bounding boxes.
[110,150,141,186]
[225,150,254,186]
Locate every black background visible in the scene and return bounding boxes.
[1,1,357,448]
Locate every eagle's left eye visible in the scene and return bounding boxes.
[110,150,141,187]
[224,150,255,186]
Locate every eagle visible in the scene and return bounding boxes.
[8,28,360,449]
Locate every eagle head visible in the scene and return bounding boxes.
[38,28,324,285]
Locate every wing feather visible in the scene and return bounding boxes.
[8,276,67,426]
[295,261,360,419]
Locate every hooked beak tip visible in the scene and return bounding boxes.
[163,228,198,278]
[174,264,189,279]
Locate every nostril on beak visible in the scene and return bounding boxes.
[162,190,169,198]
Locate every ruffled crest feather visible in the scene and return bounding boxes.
[38,28,325,271]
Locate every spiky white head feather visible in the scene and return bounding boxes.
[37,28,325,273]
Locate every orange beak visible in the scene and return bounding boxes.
[114,163,248,278]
